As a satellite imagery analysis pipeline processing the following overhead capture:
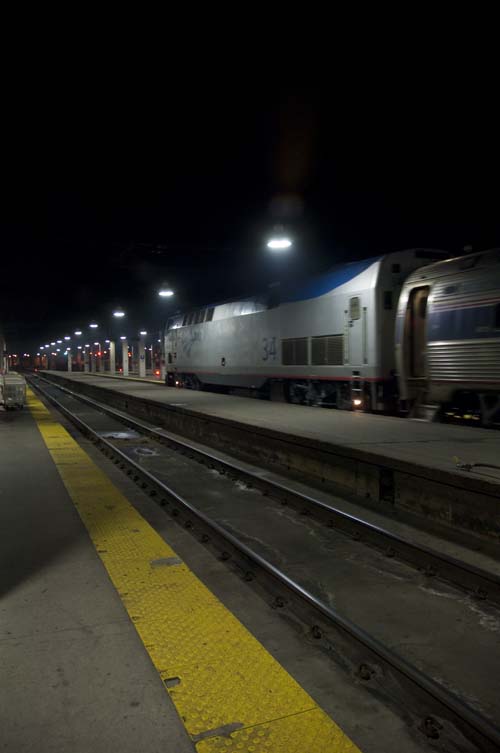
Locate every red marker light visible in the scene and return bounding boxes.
[154,369,160,376]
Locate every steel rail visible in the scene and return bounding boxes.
[32,374,500,607]
[29,375,500,752]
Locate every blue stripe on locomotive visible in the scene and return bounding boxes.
[428,304,500,341]
[281,257,380,304]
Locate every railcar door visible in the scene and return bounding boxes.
[403,286,429,378]
[346,296,367,366]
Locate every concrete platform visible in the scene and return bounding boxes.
[42,371,500,546]
[1,389,374,753]
[0,401,195,752]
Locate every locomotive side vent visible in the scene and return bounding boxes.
[282,338,308,365]
[311,335,344,366]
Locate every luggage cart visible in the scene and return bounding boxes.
[1,372,27,410]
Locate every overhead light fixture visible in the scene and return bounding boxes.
[74,330,82,336]
[113,308,125,318]
[139,330,147,336]
[89,323,98,329]
[120,336,127,340]
[64,336,70,341]
[158,281,174,297]
[267,237,292,250]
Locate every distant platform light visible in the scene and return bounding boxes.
[51,342,56,346]
[89,323,98,329]
[120,336,127,340]
[94,342,99,346]
[267,237,292,250]
[57,340,62,344]
[140,330,147,336]
[77,346,82,349]
[45,344,50,348]
[105,339,110,343]
[113,309,125,318]
[64,336,71,341]
[84,344,90,347]
[74,330,82,335]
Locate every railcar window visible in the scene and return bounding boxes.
[182,314,188,326]
[384,291,392,310]
[444,285,459,295]
[206,307,214,322]
[349,297,361,320]
[195,309,205,324]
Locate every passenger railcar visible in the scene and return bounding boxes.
[165,249,446,412]
[396,248,500,425]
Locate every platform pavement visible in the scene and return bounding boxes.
[0,402,196,753]
[44,371,500,485]
[1,389,364,753]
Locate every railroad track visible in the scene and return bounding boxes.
[29,374,500,753]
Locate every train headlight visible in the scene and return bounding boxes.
[353,398,363,407]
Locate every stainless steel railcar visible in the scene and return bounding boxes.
[165,249,446,412]
[395,248,500,425]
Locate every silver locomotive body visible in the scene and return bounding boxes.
[166,249,442,411]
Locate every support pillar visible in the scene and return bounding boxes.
[91,350,97,373]
[122,341,129,377]
[138,338,146,378]
[159,330,166,381]
[84,349,90,373]
[109,341,116,375]
[67,350,72,372]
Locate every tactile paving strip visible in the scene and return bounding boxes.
[28,389,362,752]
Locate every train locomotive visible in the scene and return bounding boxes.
[165,248,500,425]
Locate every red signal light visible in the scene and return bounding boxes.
[154,369,160,376]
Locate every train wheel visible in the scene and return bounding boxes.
[285,381,307,405]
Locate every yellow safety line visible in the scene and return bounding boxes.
[27,388,362,753]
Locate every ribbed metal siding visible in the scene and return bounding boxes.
[311,335,344,366]
[428,340,500,381]
[282,338,308,365]
[431,267,500,308]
